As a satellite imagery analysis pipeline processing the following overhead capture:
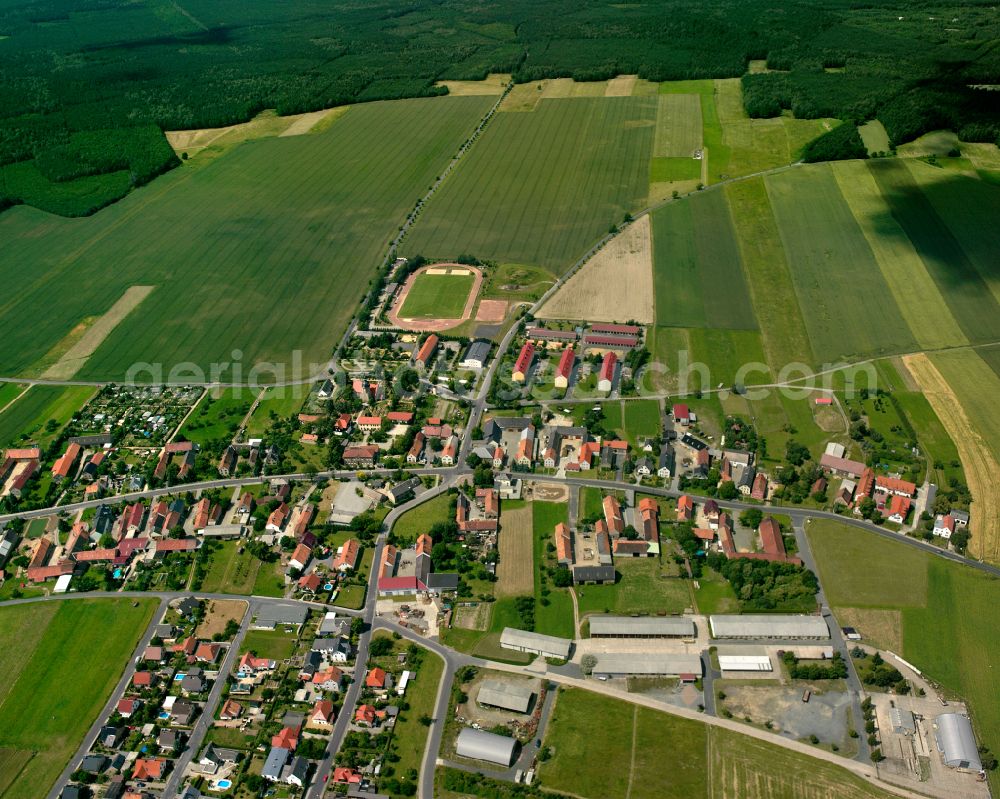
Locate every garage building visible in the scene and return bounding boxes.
[456,727,518,766]
[709,614,829,640]
[589,615,695,639]
[934,714,982,772]
[592,653,702,679]
[500,627,572,660]
[477,679,536,714]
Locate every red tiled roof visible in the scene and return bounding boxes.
[513,341,535,376]
[333,538,360,570]
[599,351,617,381]
[590,322,641,335]
[876,475,917,496]
[366,667,388,687]
[416,334,439,365]
[554,523,572,561]
[555,347,575,379]
[387,411,414,423]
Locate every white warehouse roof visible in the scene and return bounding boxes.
[500,627,572,659]
[935,714,982,772]
[589,615,695,637]
[709,614,830,639]
[592,653,702,677]
[456,727,518,766]
[718,654,772,673]
[477,679,536,714]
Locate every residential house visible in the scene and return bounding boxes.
[333,538,361,571]
[289,543,312,572]
[307,700,335,730]
[933,514,955,539]
[343,445,378,469]
[677,495,694,522]
[554,523,572,566]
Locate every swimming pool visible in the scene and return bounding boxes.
[216,779,232,790]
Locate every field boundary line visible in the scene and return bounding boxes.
[625,705,639,799]
[0,384,30,415]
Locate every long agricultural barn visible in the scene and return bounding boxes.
[477,679,536,714]
[709,614,830,640]
[588,615,695,639]
[456,727,519,766]
[934,714,982,772]
[500,627,573,659]
[592,653,702,679]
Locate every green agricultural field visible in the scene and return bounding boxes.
[807,519,1000,772]
[0,384,25,412]
[0,598,156,799]
[651,188,757,331]
[0,384,95,449]
[0,96,493,380]
[653,94,703,157]
[541,687,893,799]
[178,387,253,447]
[858,120,891,155]
[650,157,702,182]
[726,178,814,369]
[399,271,475,319]
[831,161,967,352]
[765,165,917,363]
[868,160,1000,345]
[246,386,307,436]
[403,96,655,272]
[392,492,453,540]
[577,557,691,620]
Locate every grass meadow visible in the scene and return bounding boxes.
[403,96,656,272]
[541,688,894,799]
[391,492,452,541]
[178,387,253,447]
[532,500,576,638]
[0,598,156,799]
[245,386,307,436]
[576,557,691,620]
[399,272,475,318]
[807,519,1000,775]
[199,540,260,594]
[0,95,493,380]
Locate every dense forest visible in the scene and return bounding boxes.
[2,0,1000,214]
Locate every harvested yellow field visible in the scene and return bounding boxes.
[605,75,637,96]
[832,161,967,351]
[903,352,1000,563]
[166,106,350,156]
[499,78,614,110]
[436,73,510,96]
[41,286,154,379]
[538,215,654,324]
[496,505,534,597]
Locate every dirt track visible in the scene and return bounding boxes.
[537,216,655,324]
[902,353,1000,563]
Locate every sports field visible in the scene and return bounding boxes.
[0,598,156,799]
[399,270,475,319]
[403,96,656,272]
[541,688,894,799]
[807,519,1000,768]
[0,95,493,380]
[0,384,95,449]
